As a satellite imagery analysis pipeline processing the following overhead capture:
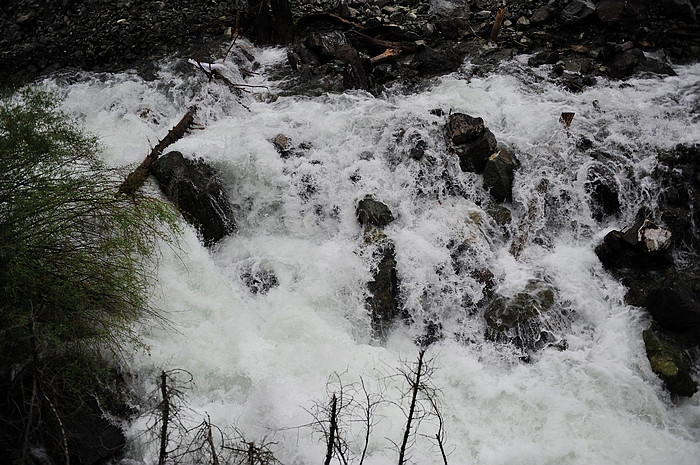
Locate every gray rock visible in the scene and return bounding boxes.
[151,151,236,246]
[445,113,498,173]
[483,148,516,202]
[560,0,596,25]
[356,196,395,228]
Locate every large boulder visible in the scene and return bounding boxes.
[484,280,562,352]
[643,328,697,397]
[444,113,498,173]
[151,151,236,246]
[595,214,673,271]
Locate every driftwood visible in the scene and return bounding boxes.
[370,48,401,65]
[346,30,418,56]
[117,106,197,197]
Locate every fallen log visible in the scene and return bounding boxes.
[116,106,197,197]
[346,30,418,55]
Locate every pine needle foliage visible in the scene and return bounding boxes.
[0,88,180,461]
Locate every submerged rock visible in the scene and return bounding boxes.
[484,280,561,352]
[585,163,621,221]
[643,328,697,397]
[240,266,279,295]
[151,151,236,247]
[367,239,401,340]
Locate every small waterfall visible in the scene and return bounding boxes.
[47,44,700,464]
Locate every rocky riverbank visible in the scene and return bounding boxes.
[2,0,699,89]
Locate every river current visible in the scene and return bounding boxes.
[45,42,700,464]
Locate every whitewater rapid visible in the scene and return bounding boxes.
[47,44,700,464]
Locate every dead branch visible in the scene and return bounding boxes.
[223,12,242,62]
[398,349,425,465]
[346,31,418,56]
[117,106,197,197]
[324,394,338,465]
[371,48,401,65]
[158,371,169,465]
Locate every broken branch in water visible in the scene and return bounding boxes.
[116,106,198,197]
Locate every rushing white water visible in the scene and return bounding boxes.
[45,44,700,464]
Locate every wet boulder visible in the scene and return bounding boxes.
[151,151,236,247]
[646,280,700,345]
[444,113,498,173]
[596,0,642,27]
[483,148,517,202]
[356,196,395,228]
[484,280,562,352]
[643,328,697,397]
[367,239,401,340]
[560,0,597,24]
[585,163,621,221]
[595,215,673,271]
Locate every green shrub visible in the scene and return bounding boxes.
[0,88,180,462]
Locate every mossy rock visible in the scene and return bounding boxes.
[484,280,557,351]
[643,329,697,397]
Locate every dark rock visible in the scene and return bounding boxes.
[585,163,621,220]
[643,328,697,396]
[596,0,642,26]
[482,148,516,202]
[367,239,400,340]
[335,43,372,90]
[484,280,559,352]
[530,6,556,23]
[307,31,347,60]
[606,48,646,78]
[444,113,498,173]
[151,151,236,247]
[560,0,597,24]
[595,216,673,270]
[411,45,464,75]
[659,0,697,23]
[356,196,395,228]
[408,134,428,160]
[445,113,485,145]
[646,281,700,343]
[528,51,561,67]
